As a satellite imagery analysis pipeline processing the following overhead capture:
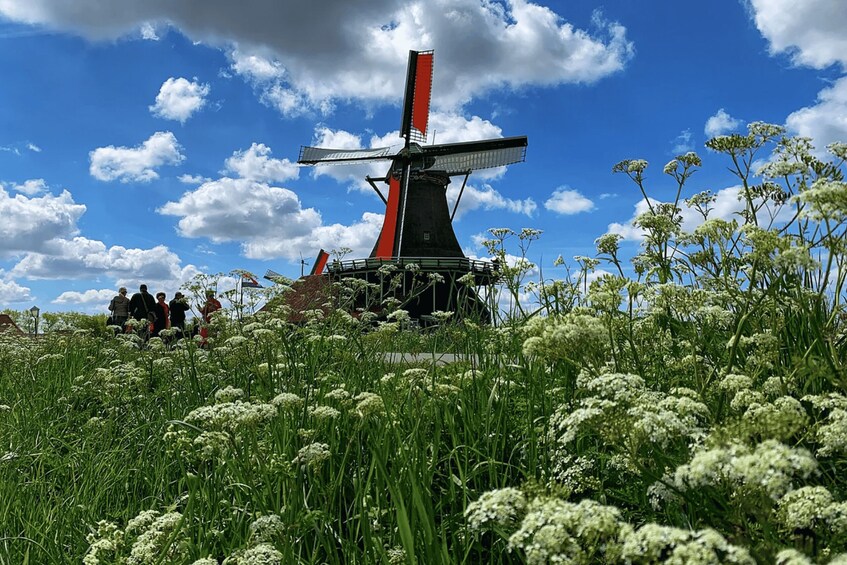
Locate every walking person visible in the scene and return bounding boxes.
[129,284,157,338]
[199,289,222,346]
[152,292,171,338]
[107,287,130,331]
[169,292,190,337]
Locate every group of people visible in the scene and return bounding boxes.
[107,284,222,341]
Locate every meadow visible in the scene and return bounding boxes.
[1,124,846,564]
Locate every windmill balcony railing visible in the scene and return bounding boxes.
[326,256,500,277]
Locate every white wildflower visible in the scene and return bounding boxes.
[309,405,341,420]
[215,385,245,404]
[249,513,285,543]
[816,408,847,457]
[718,373,753,393]
[354,392,385,419]
[292,442,331,470]
[775,548,814,565]
[271,392,303,410]
[465,488,527,531]
[776,486,833,533]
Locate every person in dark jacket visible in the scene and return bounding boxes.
[169,292,190,335]
[129,284,157,322]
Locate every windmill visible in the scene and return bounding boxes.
[295,50,528,322]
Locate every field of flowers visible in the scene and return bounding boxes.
[1,124,846,564]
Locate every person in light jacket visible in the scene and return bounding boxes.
[108,287,130,328]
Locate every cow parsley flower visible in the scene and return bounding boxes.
[674,440,817,500]
[127,511,186,564]
[719,373,753,393]
[215,385,245,404]
[271,392,303,410]
[192,431,232,461]
[309,405,341,421]
[816,408,847,457]
[292,442,331,470]
[249,513,285,543]
[776,486,833,533]
[354,392,385,419]
[730,389,766,412]
[620,524,754,564]
[223,542,283,564]
[775,548,814,565]
[507,498,630,565]
[225,336,249,347]
[185,400,277,433]
[465,487,527,531]
[741,396,809,441]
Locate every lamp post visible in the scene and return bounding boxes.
[29,305,40,336]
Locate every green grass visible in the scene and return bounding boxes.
[1,125,846,564]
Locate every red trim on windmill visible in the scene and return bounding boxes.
[374,176,402,258]
[400,50,433,143]
[310,249,330,275]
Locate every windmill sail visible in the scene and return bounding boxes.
[419,136,527,174]
[298,145,394,165]
[400,50,434,144]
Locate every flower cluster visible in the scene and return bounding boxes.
[522,313,609,367]
[548,372,709,486]
[671,439,818,501]
[507,497,631,564]
[620,524,754,564]
[465,487,527,531]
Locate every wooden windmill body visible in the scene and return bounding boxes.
[293,50,527,322]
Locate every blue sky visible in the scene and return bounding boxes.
[0,0,845,312]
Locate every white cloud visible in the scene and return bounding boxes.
[544,188,594,215]
[158,177,321,243]
[670,129,693,154]
[0,187,85,255]
[178,173,211,184]
[746,1,847,156]
[0,275,32,304]
[223,143,299,183]
[785,76,847,155]
[229,49,285,82]
[3,178,48,195]
[12,237,188,281]
[0,1,632,113]
[448,183,537,219]
[140,22,159,40]
[149,77,210,123]
[748,0,847,68]
[26,142,41,152]
[705,108,743,137]
[53,288,115,304]
[89,131,185,182]
[243,212,384,260]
